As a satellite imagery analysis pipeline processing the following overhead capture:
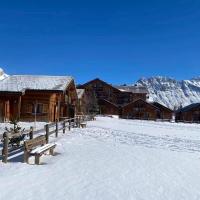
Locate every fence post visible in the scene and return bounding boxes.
[78,116,81,128]
[29,126,34,140]
[63,120,66,134]
[55,120,58,137]
[75,117,78,127]
[45,124,49,144]
[69,119,71,131]
[2,132,9,163]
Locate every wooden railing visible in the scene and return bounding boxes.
[1,114,95,163]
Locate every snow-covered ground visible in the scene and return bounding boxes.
[1,117,200,200]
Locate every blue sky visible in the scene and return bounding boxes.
[0,0,200,84]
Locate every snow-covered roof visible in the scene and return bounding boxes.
[114,85,148,94]
[0,75,73,93]
[0,68,9,81]
[76,89,85,99]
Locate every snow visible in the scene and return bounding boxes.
[137,76,200,109]
[0,75,73,92]
[0,68,9,81]
[1,117,200,200]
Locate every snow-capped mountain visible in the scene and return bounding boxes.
[137,76,200,110]
[0,68,9,80]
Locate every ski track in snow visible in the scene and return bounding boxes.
[73,127,200,154]
[71,118,200,154]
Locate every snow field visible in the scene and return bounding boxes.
[0,117,200,200]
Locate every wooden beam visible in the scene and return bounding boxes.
[18,96,22,119]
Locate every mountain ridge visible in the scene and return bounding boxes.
[136,76,200,110]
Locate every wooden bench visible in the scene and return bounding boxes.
[80,123,87,128]
[24,135,56,165]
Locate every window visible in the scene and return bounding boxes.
[32,103,48,114]
[37,104,43,114]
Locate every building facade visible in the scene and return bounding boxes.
[121,99,173,120]
[176,103,200,122]
[80,78,148,115]
[0,75,78,122]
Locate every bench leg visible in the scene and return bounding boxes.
[49,148,54,156]
[35,155,40,165]
[24,151,29,164]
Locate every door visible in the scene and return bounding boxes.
[0,102,4,122]
[69,106,75,119]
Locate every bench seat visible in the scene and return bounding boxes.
[80,123,87,128]
[30,143,56,155]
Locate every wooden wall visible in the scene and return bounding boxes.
[121,99,157,120]
[20,91,53,122]
[98,99,119,115]
[121,100,173,120]
[152,102,173,120]
[176,108,200,122]
[83,79,120,105]
[0,94,20,122]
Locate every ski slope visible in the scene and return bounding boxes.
[0,117,200,200]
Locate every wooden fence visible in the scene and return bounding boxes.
[1,114,95,163]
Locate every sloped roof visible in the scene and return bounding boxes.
[122,98,158,109]
[151,102,172,112]
[76,89,85,99]
[98,98,119,107]
[82,78,121,92]
[176,103,200,113]
[0,75,73,93]
[114,85,148,94]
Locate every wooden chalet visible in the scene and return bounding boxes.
[176,103,200,123]
[151,102,173,120]
[81,78,120,104]
[121,99,173,120]
[80,78,148,115]
[0,75,78,122]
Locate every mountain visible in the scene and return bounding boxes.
[136,76,200,110]
[0,68,9,80]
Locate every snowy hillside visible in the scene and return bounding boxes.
[137,76,200,110]
[1,117,200,200]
